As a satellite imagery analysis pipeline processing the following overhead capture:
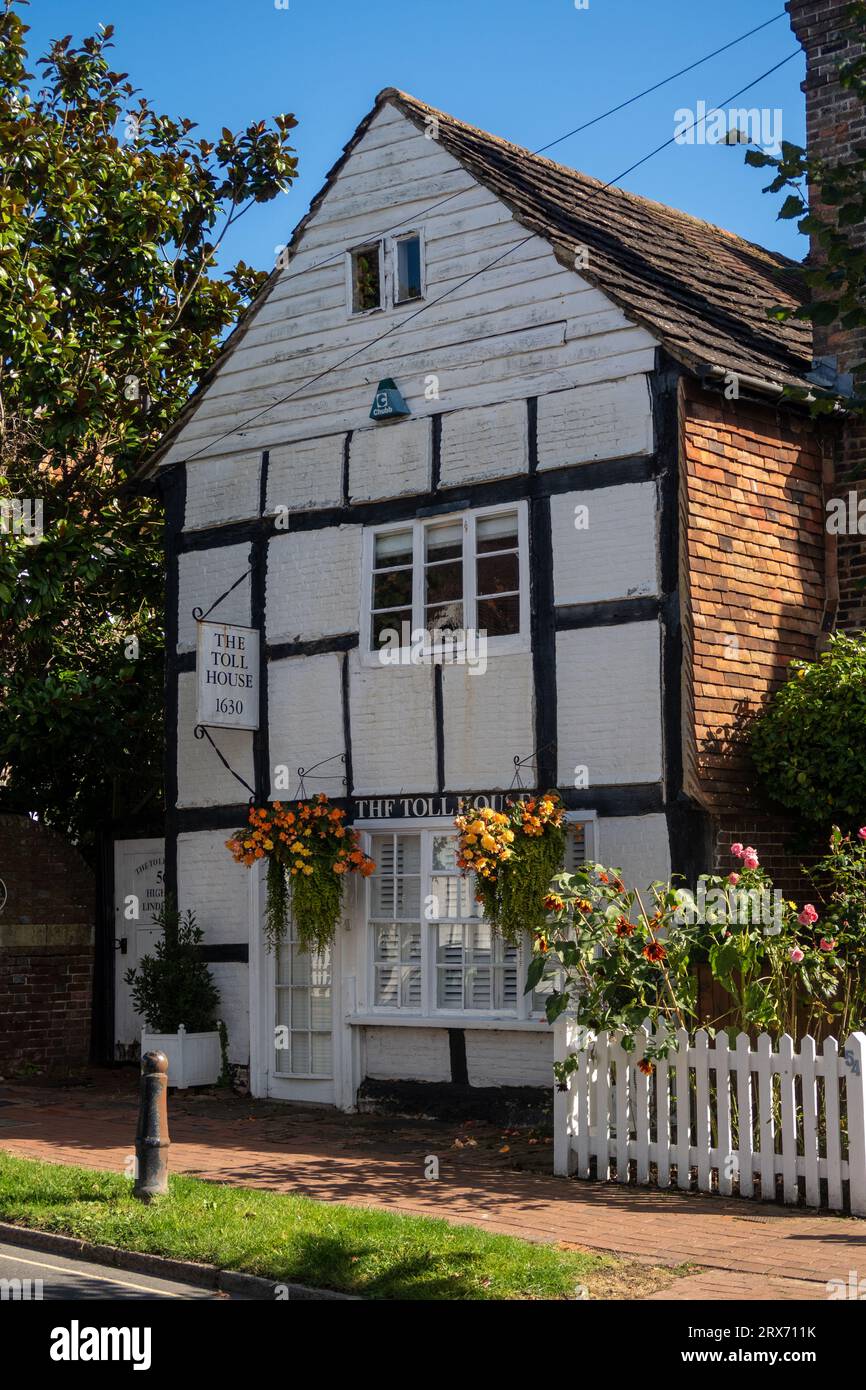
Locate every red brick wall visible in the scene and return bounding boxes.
[0,814,94,1076]
[680,380,825,810]
[0,948,93,1075]
[679,381,826,893]
[788,0,866,633]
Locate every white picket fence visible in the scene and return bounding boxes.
[553,1020,866,1216]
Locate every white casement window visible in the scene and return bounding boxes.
[361,502,530,663]
[348,241,384,315]
[363,816,596,1023]
[394,232,424,304]
[346,232,424,314]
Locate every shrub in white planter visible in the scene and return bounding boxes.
[140,1022,222,1089]
[125,902,224,1087]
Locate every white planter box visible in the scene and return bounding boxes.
[140,1024,221,1089]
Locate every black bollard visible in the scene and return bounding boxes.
[133,1050,170,1202]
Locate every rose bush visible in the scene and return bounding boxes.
[533,845,841,1081]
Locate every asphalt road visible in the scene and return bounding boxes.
[0,1241,231,1300]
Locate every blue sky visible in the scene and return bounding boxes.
[28,0,806,274]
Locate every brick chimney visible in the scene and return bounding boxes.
[788,0,866,630]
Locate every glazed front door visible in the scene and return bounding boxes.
[266,915,336,1103]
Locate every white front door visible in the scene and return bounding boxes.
[265,914,337,1104]
[113,838,165,1057]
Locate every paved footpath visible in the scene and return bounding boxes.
[0,1079,863,1301]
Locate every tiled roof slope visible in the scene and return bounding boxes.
[143,88,815,475]
[383,89,814,391]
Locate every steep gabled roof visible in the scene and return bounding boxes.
[144,87,813,474]
[381,89,812,393]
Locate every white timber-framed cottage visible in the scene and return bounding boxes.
[133,87,826,1108]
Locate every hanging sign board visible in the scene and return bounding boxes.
[196,621,260,731]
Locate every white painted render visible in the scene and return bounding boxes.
[442,655,535,790]
[184,452,260,532]
[599,813,672,895]
[268,653,345,797]
[348,653,437,793]
[266,433,344,515]
[555,622,664,787]
[550,481,659,606]
[177,672,255,809]
[266,526,361,643]
[159,100,656,473]
[177,544,252,653]
[466,1029,554,1089]
[349,415,432,501]
[162,99,670,1102]
[537,374,655,469]
[439,399,528,486]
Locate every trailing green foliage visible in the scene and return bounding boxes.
[746,1,866,414]
[227,799,374,953]
[749,633,866,829]
[455,794,566,944]
[808,825,866,1038]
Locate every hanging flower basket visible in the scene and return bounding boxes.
[226,795,375,953]
[454,792,566,944]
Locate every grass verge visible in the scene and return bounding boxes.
[0,1152,681,1300]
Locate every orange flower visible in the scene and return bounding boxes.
[637,1059,654,1076]
[643,941,666,963]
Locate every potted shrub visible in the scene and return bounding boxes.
[124,901,223,1088]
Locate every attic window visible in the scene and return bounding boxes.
[351,243,382,314]
[395,233,423,304]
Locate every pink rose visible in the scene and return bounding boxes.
[742,851,759,870]
[798,904,819,926]
[819,938,837,952]
[728,872,740,886]
[730,843,744,858]
[859,828,866,841]
[789,947,804,964]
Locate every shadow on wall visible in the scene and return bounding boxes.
[0,813,95,1079]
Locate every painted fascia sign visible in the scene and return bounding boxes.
[196,621,260,731]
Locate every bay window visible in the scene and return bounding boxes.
[363,816,593,1022]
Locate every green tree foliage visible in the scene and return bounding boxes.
[747,2,866,413]
[0,2,299,849]
[749,633,866,829]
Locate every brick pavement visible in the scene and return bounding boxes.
[0,1076,863,1301]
